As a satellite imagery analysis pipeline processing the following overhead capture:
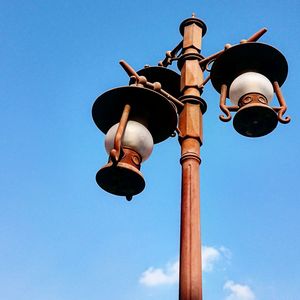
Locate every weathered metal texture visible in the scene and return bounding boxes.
[119,59,183,110]
[233,93,278,137]
[158,40,183,67]
[180,60,204,95]
[179,102,203,145]
[218,81,290,136]
[219,84,239,122]
[182,23,203,52]
[110,104,131,162]
[273,81,291,123]
[129,66,181,99]
[238,93,269,107]
[199,28,268,71]
[179,118,202,300]
[96,147,144,200]
[178,15,206,300]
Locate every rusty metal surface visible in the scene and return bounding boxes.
[182,23,203,51]
[245,27,267,43]
[179,15,207,37]
[110,104,131,163]
[273,81,291,123]
[233,93,278,137]
[199,28,268,70]
[178,15,205,300]
[178,103,203,144]
[120,60,183,109]
[158,40,183,67]
[239,93,268,107]
[180,59,204,95]
[129,66,181,99]
[179,149,201,300]
[96,148,144,200]
[219,84,232,122]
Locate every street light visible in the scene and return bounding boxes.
[92,84,178,200]
[92,14,290,300]
[210,42,289,137]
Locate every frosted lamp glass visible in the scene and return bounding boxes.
[229,72,274,105]
[105,120,153,161]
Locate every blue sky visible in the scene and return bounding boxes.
[1,0,300,299]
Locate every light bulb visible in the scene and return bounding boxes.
[229,72,274,105]
[105,120,153,161]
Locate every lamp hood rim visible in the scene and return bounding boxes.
[210,42,288,94]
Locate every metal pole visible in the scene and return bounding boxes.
[178,15,206,300]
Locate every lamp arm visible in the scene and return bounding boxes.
[273,81,291,124]
[246,27,267,42]
[119,60,140,79]
[110,104,131,163]
[119,60,183,109]
[200,28,268,70]
[158,40,183,67]
[144,81,183,109]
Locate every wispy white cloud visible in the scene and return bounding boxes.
[139,248,255,300]
[139,246,227,287]
[219,246,232,260]
[202,246,221,272]
[139,260,179,286]
[224,280,255,300]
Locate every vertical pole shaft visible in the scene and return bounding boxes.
[178,16,207,300]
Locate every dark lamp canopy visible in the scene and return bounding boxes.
[129,66,181,99]
[210,42,288,94]
[92,86,178,144]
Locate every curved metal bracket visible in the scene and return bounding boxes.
[158,41,183,67]
[219,84,231,121]
[199,75,211,88]
[273,81,291,124]
[110,104,131,163]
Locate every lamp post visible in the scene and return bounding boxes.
[92,14,290,300]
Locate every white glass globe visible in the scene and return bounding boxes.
[229,72,274,105]
[105,120,154,161]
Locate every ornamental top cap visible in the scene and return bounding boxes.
[179,15,207,36]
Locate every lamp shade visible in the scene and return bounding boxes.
[92,86,178,144]
[229,72,274,105]
[210,42,288,94]
[105,120,154,161]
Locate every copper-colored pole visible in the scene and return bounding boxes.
[178,16,206,300]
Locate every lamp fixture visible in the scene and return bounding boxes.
[91,14,290,300]
[210,42,290,137]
